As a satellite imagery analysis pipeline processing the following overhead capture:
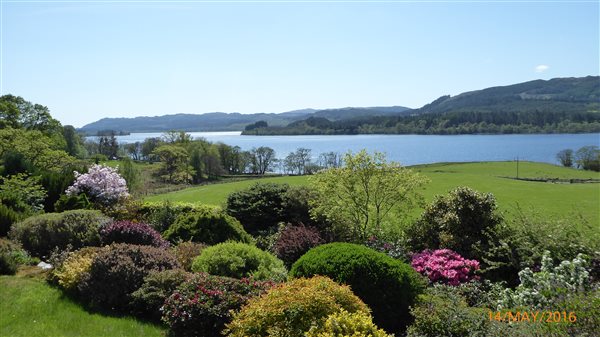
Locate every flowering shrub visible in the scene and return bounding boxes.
[305,309,393,337]
[411,249,480,286]
[161,272,274,337]
[66,164,129,207]
[290,243,424,333]
[498,251,592,309]
[52,247,99,292]
[365,235,409,260]
[272,224,323,268]
[191,242,287,281]
[226,276,369,337]
[100,221,169,249]
[78,243,180,310]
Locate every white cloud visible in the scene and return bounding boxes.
[535,64,550,73]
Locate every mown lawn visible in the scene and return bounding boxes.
[0,275,165,337]
[144,161,600,226]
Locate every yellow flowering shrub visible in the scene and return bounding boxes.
[305,310,393,337]
[53,247,99,291]
[226,276,369,337]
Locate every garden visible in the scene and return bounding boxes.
[1,95,599,336]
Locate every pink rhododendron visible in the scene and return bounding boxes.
[66,164,129,206]
[411,249,479,286]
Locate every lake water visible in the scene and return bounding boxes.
[92,132,600,166]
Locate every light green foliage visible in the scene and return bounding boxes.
[226,276,369,337]
[118,158,141,194]
[191,242,287,281]
[0,276,166,337]
[52,247,99,291]
[152,144,190,183]
[0,173,47,212]
[0,128,74,171]
[305,310,393,337]
[309,150,428,241]
[498,251,592,309]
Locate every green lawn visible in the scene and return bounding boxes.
[144,161,600,225]
[0,275,165,337]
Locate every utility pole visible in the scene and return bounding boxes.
[516,156,519,179]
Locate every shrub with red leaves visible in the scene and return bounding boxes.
[100,221,169,249]
[273,224,323,268]
[161,272,274,337]
[411,249,480,286]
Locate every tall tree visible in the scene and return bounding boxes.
[153,145,190,183]
[250,146,276,175]
[556,149,574,167]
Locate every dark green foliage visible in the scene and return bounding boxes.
[137,202,203,233]
[54,194,91,212]
[163,206,251,245]
[39,169,78,212]
[290,243,425,333]
[9,210,111,258]
[226,183,288,234]
[78,243,180,311]
[0,239,36,275]
[226,183,317,235]
[191,242,287,281]
[406,287,490,337]
[161,272,274,337]
[407,187,503,260]
[575,145,600,171]
[0,203,21,237]
[130,269,191,319]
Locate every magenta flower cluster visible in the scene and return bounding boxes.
[100,221,169,249]
[411,249,480,286]
[66,164,129,206]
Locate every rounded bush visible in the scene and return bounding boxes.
[0,239,32,275]
[130,269,191,319]
[163,207,252,245]
[138,201,206,233]
[78,243,180,310]
[273,224,323,268]
[100,220,169,248]
[162,272,274,337]
[0,203,21,237]
[305,310,393,337]
[226,276,369,337]
[9,210,111,258]
[290,243,425,333]
[52,247,99,292]
[191,242,287,281]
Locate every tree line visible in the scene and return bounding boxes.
[556,145,600,171]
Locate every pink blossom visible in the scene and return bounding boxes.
[411,249,480,285]
[66,164,129,206]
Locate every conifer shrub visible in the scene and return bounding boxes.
[9,210,111,258]
[226,276,369,337]
[100,220,169,248]
[161,272,274,337]
[163,207,251,245]
[78,243,179,310]
[290,243,425,333]
[191,242,287,281]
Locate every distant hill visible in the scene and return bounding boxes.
[244,76,600,135]
[78,106,411,134]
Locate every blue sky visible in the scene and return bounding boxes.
[1,1,599,127]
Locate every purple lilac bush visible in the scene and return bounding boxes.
[411,249,480,286]
[66,164,129,207]
[101,221,169,249]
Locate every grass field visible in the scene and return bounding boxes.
[0,275,165,337]
[144,161,600,225]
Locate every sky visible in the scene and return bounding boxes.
[1,0,599,128]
